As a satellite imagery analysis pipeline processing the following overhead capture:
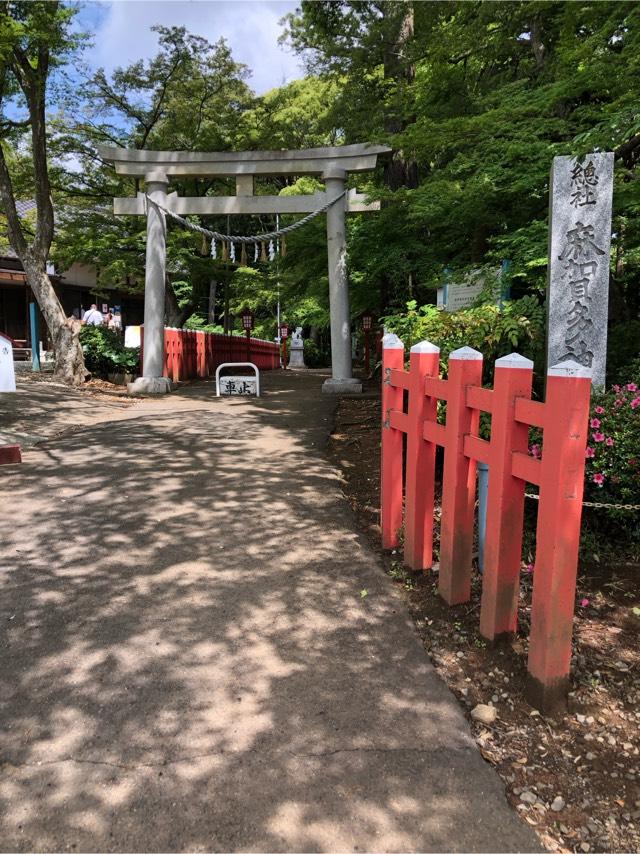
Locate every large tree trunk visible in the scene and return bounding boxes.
[164,275,194,327]
[22,254,87,384]
[0,4,87,386]
[383,2,418,191]
[0,142,87,385]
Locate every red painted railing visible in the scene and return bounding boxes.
[140,328,280,382]
[381,334,592,713]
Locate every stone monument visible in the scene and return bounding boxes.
[0,333,16,392]
[547,152,614,389]
[289,327,306,368]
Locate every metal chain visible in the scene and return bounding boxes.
[525,493,640,511]
[145,190,347,244]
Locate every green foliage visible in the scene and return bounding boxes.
[583,376,640,534]
[303,338,330,368]
[606,320,640,385]
[18,1,640,394]
[382,297,546,378]
[79,326,140,378]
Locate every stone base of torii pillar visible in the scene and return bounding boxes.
[128,376,172,395]
[322,377,362,394]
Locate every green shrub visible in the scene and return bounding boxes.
[582,376,640,530]
[606,320,640,386]
[381,297,545,381]
[303,338,330,368]
[79,326,140,379]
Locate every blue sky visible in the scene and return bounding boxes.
[75,0,305,94]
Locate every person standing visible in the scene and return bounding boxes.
[82,304,104,326]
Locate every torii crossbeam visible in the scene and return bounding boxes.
[100,144,390,394]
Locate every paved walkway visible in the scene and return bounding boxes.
[0,371,540,852]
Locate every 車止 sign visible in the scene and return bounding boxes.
[219,376,257,396]
[215,362,260,397]
[547,152,614,388]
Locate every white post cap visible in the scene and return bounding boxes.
[449,346,483,361]
[548,360,592,379]
[410,340,440,354]
[382,333,404,350]
[495,353,534,370]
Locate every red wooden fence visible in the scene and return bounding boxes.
[381,334,592,713]
[140,327,280,382]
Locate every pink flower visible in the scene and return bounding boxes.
[529,443,541,459]
[592,472,605,486]
[627,383,638,392]
[605,436,614,446]
[590,418,601,429]
[585,446,595,458]
[526,563,535,573]
[580,598,590,608]
[631,398,640,410]
[615,398,624,407]
[595,406,605,415]
[613,385,621,392]
[592,432,605,442]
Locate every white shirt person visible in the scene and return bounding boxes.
[82,304,104,326]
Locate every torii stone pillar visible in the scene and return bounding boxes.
[99,143,390,395]
[322,167,359,393]
[130,171,172,394]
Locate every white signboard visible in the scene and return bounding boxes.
[445,279,485,312]
[124,325,141,348]
[0,334,16,392]
[219,376,257,396]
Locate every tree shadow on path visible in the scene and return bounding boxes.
[0,371,540,852]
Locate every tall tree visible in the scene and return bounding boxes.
[53,26,253,327]
[282,1,418,188]
[0,1,86,384]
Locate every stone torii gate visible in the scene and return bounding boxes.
[99,144,390,394]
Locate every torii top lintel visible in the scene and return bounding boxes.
[97,143,390,179]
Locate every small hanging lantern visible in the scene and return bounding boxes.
[361,310,374,332]
[241,307,255,332]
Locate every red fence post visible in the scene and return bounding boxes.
[526,360,592,713]
[0,444,22,465]
[404,341,440,571]
[439,346,483,605]
[176,331,184,381]
[162,328,170,379]
[479,353,533,641]
[380,333,405,550]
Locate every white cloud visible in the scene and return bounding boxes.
[83,0,304,94]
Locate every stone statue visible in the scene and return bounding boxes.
[288,326,306,368]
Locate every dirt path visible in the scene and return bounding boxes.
[0,371,539,852]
